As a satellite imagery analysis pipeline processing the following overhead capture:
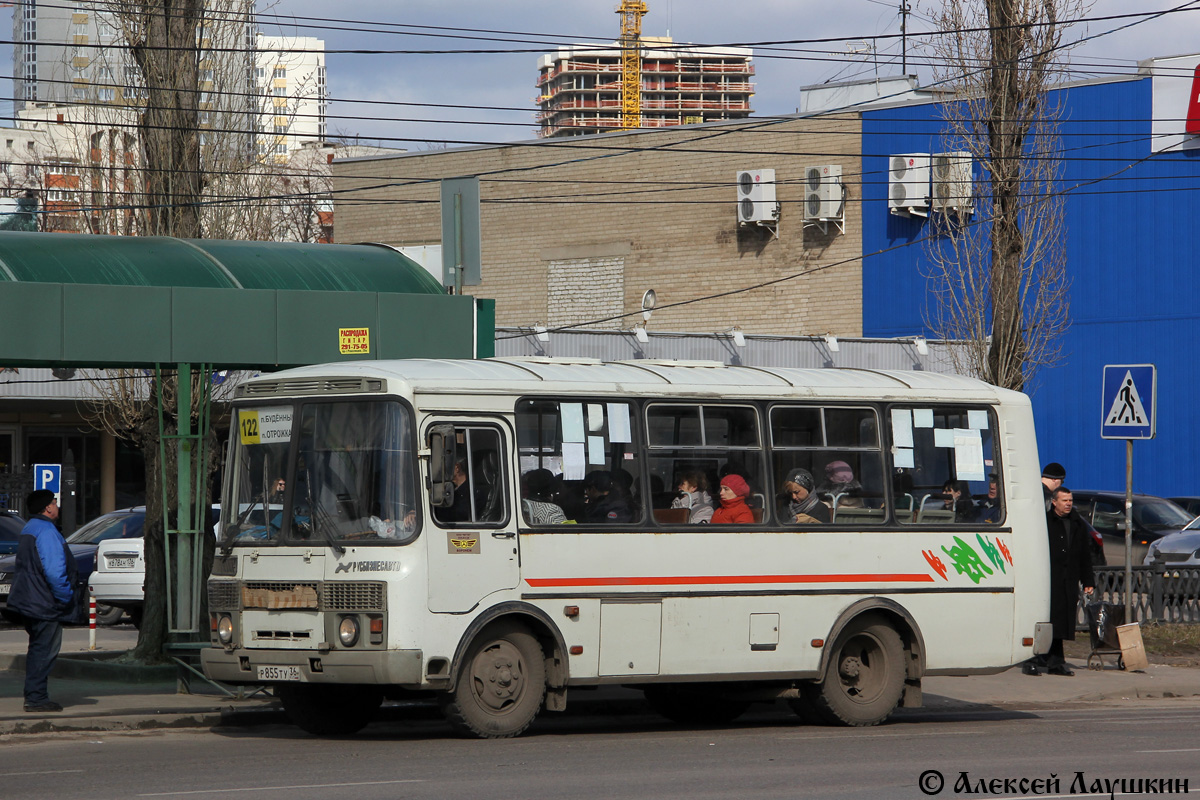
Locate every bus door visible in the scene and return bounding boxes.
[426,421,519,612]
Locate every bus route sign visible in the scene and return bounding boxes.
[1101,364,1156,440]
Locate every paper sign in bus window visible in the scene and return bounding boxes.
[914,408,934,428]
[894,447,915,469]
[954,428,986,481]
[891,408,913,448]
[967,410,989,430]
[587,404,604,433]
[238,407,293,445]
[587,436,606,465]
[562,442,586,480]
[607,403,632,443]
[561,404,585,443]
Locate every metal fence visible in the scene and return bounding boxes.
[1077,565,1200,627]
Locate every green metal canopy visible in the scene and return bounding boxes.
[0,232,492,368]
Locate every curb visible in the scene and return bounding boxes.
[0,652,176,684]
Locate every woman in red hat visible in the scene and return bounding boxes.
[712,474,755,524]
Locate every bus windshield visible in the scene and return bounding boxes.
[225,400,418,546]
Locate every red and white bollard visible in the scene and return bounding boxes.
[88,595,96,650]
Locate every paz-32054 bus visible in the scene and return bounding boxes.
[201,358,1050,738]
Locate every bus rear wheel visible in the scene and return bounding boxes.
[277,684,382,736]
[810,615,905,727]
[644,685,749,726]
[440,621,546,739]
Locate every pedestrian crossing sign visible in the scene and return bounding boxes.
[1101,364,1156,440]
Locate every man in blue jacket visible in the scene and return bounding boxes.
[8,489,77,712]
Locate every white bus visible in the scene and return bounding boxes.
[201,358,1051,738]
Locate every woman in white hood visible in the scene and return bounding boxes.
[671,469,714,524]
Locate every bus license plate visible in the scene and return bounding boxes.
[257,665,302,682]
[0,582,8,596]
[108,557,136,569]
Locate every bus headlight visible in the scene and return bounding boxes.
[338,616,359,647]
[217,615,234,645]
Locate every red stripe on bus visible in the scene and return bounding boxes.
[525,573,936,587]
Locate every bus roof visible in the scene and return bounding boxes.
[239,357,1023,405]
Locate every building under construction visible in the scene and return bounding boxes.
[536,37,754,138]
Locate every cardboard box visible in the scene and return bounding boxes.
[1116,622,1149,671]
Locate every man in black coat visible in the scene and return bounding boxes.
[1042,486,1095,676]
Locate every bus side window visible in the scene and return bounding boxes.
[515,398,643,526]
[432,426,508,527]
[891,406,1001,525]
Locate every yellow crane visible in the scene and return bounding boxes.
[617,0,648,131]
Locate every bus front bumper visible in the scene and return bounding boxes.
[201,646,424,687]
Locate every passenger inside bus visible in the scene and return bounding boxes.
[671,469,714,524]
[778,468,830,524]
[582,470,635,523]
[712,474,755,524]
[521,468,566,525]
[818,460,865,508]
[941,479,979,523]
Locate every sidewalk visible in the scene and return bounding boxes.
[3,625,1200,735]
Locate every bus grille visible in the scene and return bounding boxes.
[242,581,321,610]
[208,580,240,611]
[325,581,386,611]
[237,377,385,398]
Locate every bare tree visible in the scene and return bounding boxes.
[921,0,1088,390]
[79,369,232,661]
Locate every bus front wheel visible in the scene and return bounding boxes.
[440,621,547,738]
[277,684,382,736]
[811,615,905,727]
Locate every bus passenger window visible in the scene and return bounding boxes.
[516,398,644,526]
[891,406,1001,525]
[769,405,885,525]
[646,403,764,527]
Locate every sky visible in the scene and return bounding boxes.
[6,1,1200,147]
[249,0,1200,149]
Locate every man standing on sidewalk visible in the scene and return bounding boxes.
[7,489,78,712]
[1043,486,1094,676]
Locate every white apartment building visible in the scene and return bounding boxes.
[255,34,327,162]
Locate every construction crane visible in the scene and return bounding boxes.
[617,0,648,131]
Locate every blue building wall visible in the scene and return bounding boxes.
[862,77,1200,497]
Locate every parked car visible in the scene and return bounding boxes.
[1169,497,1200,518]
[89,505,222,627]
[0,511,26,556]
[1144,517,1200,567]
[0,507,148,625]
[1080,516,1107,567]
[1071,491,1194,566]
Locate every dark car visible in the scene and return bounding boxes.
[0,507,147,625]
[0,511,26,556]
[1169,497,1200,519]
[1071,491,1194,566]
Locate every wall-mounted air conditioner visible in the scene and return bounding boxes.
[804,164,844,221]
[888,154,930,217]
[931,152,973,214]
[736,168,778,225]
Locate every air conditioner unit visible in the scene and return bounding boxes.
[804,164,844,220]
[888,153,931,217]
[736,168,778,224]
[931,152,973,214]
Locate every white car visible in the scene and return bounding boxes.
[87,504,245,627]
[89,537,147,626]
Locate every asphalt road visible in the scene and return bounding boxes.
[4,702,1199,800]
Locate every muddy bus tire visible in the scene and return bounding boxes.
[277,684,383,736]
[440,621,546,739]
[811,615,906,727]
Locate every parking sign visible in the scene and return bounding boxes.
[33,463,61,493]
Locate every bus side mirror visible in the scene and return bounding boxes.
[428,424,457,508]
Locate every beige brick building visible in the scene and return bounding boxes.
[332,115,864,337]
